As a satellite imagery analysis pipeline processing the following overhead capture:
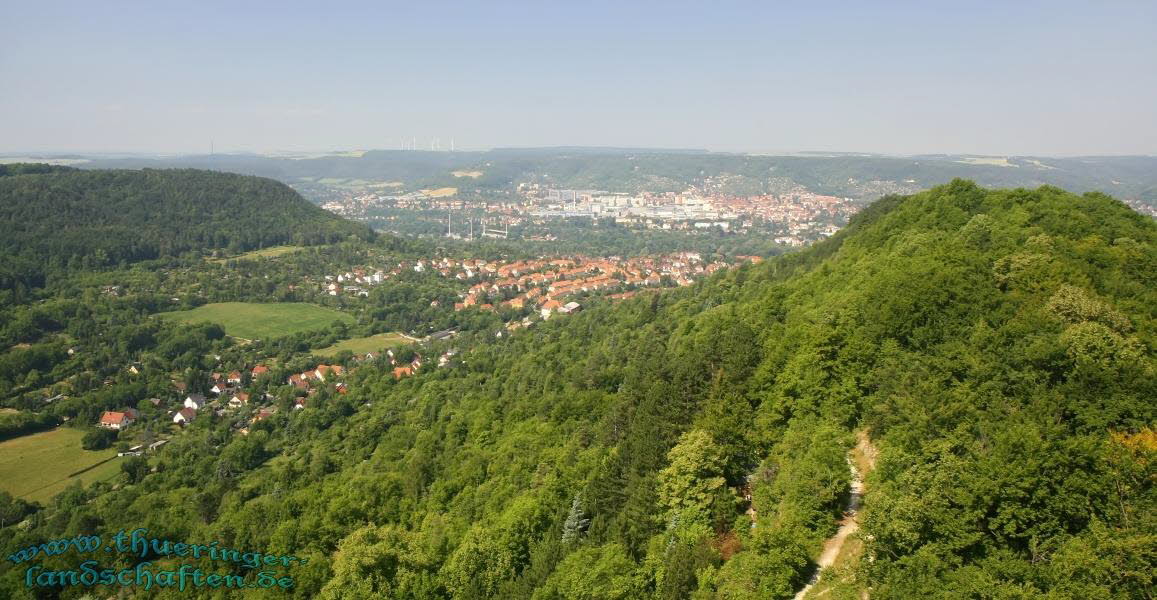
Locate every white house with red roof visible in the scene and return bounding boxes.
[313,365,345,382]
[98,411,134,430]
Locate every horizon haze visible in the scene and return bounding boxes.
[3,1,1156,156]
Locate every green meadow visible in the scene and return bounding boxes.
[0,428,122,504]
[314,332,412,356]
[210,245,306,263]
[157,302,355,340]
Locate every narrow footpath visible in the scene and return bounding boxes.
[793,431,876,600]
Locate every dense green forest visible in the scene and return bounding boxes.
[0,180,1153,598]
[0,167,374,291]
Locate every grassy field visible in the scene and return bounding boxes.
[211,245,306,263]
[0,428,122,504]
[157,302,355,340]
[314,332,412,356]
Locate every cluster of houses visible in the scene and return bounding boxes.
[99,361,352,436]
[176,367,270,423]
[386,345,463,379]
[450,253,726,318]
[388,348,423,380]
[324,268,388,296]
[286,363,349,408]
[171,363,344,427]
[316,252,739,305]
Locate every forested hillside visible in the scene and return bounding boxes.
[0,181,1152,599]
[0,167,374,291]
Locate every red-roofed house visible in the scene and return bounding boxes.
[288,374,310,390]
[314,365,345,382]
[540,299,563,319]
[98,411,133,430]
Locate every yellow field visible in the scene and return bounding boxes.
[452,170,484,178]
[0,428,122,504]
[421,187,458,197]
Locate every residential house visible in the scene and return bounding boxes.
[98,411,133,430]
[173,407,197,425]
[540,299,562,319]
[229,392,250,408]
[288,374,310,390]
[184,394,207,410]
[314,365,345,382]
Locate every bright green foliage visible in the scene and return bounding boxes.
[658,430,734,530]
[0,180,1154,599]
[321,524,441,600]
[534,543,643,600]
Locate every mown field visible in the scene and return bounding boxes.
[157,302,355,340]
[0,428,122,504]
[314,332,412,356]
[210,245,305,263]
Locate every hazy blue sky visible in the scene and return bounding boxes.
[3,1,1155,155]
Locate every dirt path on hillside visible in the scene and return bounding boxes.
[793,431,877,600]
